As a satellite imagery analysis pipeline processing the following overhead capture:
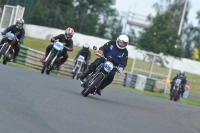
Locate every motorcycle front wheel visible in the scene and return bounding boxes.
[170,89,179,101]
[0,44,8,60]
[73,67,79,80]
[41,53,55,74]
[83,74,103,97]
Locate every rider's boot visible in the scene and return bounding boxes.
[13,56,17,63]
[57,61,65,71]
[96,87,102,96]
[80,68,92,82]
[40,52,48,62]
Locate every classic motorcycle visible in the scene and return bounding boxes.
[170,78,182,101]
[81,46,121,97]
[0,32,18,65]
[72,55,86,80]
[41,41,69,74]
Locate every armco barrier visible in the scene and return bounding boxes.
[130,74,137,88]
[16,46,169,92]
[16,46,126,85]
[145,78,156,91]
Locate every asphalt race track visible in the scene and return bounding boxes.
[0,65,200,133]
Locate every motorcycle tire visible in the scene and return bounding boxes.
[0,44,8,60]
[41,53,55,74]
[170,89,178,101]
[83,74,103,97]
[3,59,7,65]
[73,67,79,80]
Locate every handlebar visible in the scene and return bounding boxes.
[1,32,6,37]
[95,52,121,74]
[1,32,19,40]
[53,40,71,51]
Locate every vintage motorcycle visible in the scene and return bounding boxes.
[81,46,121,97]
[41,41,69,74]
[72,55,86,80]
[170,78,182,101]
[0,32,19,64]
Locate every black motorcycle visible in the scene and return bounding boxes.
[170,79,182,101]
[81,46,121,97]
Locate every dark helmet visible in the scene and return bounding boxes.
[16,18,24,29]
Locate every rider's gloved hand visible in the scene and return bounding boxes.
[18,41,22,45]
[1,32,6,35]
[119,67,124,73]
[66,47,72,51]
[96,50,103,56]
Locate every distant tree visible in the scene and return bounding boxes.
[127,27,137,46]
[183,24,195,59]
[0,0,6,9]
[137,12,183,58]
[27,0,120,39]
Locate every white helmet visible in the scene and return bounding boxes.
[179,70,185,75]
[83,43,90,51]
[116,35,129,49]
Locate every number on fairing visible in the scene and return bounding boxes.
[77,55,85,62]
[175,79,181,84]
[7,33,15,40]
[53,42,64,51]
[104,61,114,72]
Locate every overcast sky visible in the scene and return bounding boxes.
[115,0,200,27]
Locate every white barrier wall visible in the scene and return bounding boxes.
[24,24,200,75]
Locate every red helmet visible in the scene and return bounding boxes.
[65,27,74,39]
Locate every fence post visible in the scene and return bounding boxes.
[148,54,156,78]
[164,56,174,94]
[131,50,137,73]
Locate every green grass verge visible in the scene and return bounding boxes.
[110,84,200,107]
[23,37,200,96]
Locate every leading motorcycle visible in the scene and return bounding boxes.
[81,46,121,97]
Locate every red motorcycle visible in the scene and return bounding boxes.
[72,55,86,80]
[170,79,182,101]
[0,33,19,65]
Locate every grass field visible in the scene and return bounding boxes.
[23,37,200,96]
[111,84,200,107]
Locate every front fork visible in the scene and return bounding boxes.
[87,72,106,89]
[44,49,53,63]
[0,43,10,60]
[5,45,11,55]
[50,52,59,66]
[43,48,59,64]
